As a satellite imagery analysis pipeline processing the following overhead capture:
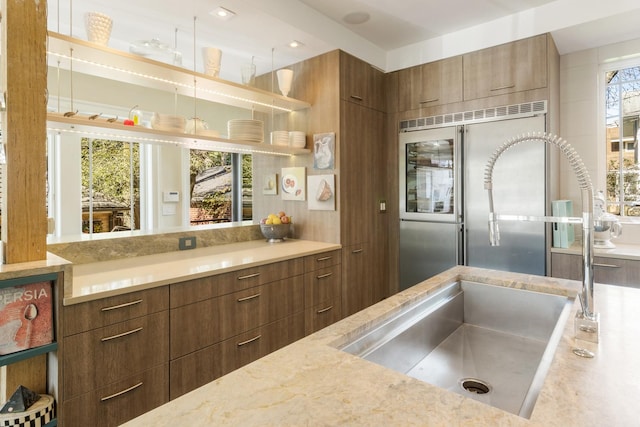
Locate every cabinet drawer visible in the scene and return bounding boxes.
[170,258,304,308]
[305,298,342,335]
[170,276,304,359]
[170,312,305,399]
[219,312,304,376]
[304,264,341,308]
[63,310,169,399]
[63,286,169,336]
[62,363,168,427]
[304,249,341,271]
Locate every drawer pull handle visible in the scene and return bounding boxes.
[316,256,333,262]
[101,299,143,312]
[237,272,260,280]
[237,293,261,302]
[351,248,363,254]
[237,335,261,347]
[419,98,439,104]
[100,382,143,402]
[594,263,621,269]
[490,84,516,91]
[101,327,143,342]
[350,95,363,101]
[316,272,333,279]
[317,305,334,314]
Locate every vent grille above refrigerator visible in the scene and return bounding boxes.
[400,101,547,132]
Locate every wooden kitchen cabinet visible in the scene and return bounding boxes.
[169,312,304,399]
[170,276,304,359]
[61,364,168,427]
[60,287,170,426]
[339,60,389,315]
[463,34,548,100]
[551,252,640,288]
[340,51,385,111]
[342,242,375,317]
[304,250,342,334]
[169,261,306,398]
[397,56,463,111]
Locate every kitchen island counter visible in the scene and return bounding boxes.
[121,265,639,426]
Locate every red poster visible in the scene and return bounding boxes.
[0,281,53,355]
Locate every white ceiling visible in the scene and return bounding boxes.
[48,0,640,84]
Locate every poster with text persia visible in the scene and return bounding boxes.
[0,280,53,355]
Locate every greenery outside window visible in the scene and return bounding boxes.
[81,138,140,234]
[189,150,252,225]
[605,66,640,216]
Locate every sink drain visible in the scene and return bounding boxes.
[460,378,492,395]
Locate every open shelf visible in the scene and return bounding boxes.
[47,32,310,115]
[0,343,58,367]
[47,113,311,156]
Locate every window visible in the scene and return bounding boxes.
[189,150,252,225]
[81,138,140,234]
[605,66,640,216]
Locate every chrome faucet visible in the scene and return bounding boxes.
[484,132,600,343]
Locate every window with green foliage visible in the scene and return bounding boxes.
[81,138,140,233]
[605,66,640,216]
[189,150,252,225]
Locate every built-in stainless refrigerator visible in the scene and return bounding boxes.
[399,126,463,290]
[399,114,547,291]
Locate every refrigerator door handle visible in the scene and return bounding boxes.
[458,223,466,266]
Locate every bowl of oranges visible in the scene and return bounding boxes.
[259,211,292,242]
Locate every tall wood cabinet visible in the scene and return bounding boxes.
[339,52,389,316]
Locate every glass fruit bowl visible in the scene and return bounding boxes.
[260,223,291,242]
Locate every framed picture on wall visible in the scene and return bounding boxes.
[313,132,335,170]
[308,174,335,211]
[262,173,278,195]
[281,167,306,201]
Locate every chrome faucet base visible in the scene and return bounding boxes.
[574,311,600,343]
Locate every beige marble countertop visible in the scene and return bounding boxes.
[0,252,70,281]
[122,265,639,426]
[551,241,640,260]
[66,239,340,305]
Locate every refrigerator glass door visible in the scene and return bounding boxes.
[464,115,546,275]
[399,220,461,291]
[399,127,459,222]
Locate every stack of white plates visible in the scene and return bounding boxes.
[270,131,289,146]
[228,119,264,142]
[150,113,186,133]
[289,131,306,148]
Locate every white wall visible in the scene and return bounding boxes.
[560,37,640,243]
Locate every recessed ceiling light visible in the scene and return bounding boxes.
[210,6,236,20]
[343,11,370,25]
[289,40,304,48]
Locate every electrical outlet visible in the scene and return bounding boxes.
[379,199,386,213]
[179,236,197,250]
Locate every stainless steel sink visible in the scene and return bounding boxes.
[339,281,573,418]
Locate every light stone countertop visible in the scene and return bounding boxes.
[121,265,640,426]
[66,239,340,305]
[551,241,640,261]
